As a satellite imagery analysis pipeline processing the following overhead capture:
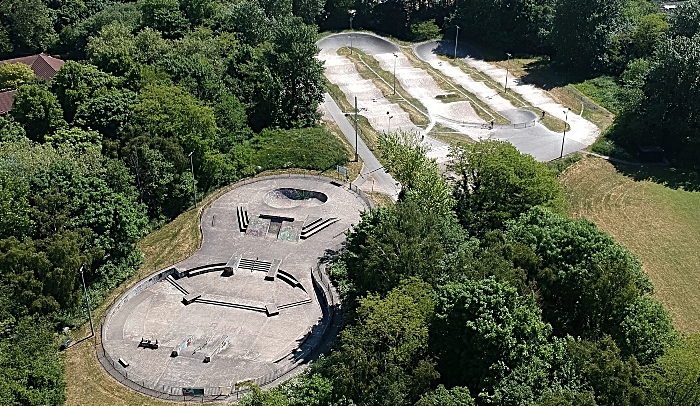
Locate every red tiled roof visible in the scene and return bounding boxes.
[0,90,18,114]
[0,53,65,81]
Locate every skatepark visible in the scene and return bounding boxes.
[99,176,370,400]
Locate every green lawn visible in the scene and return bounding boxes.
[560,157,700,333]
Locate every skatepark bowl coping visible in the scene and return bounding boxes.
[98,175,370,402]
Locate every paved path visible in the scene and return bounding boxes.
[319,33,600,162]
[321,93,399,200]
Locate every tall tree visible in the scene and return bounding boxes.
[139,0,190,39]
[0,0,57,55]
[51,61,118,122]
[448,140,567,237]
[10,84,67,142]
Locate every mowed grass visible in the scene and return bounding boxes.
[560,157,700,333]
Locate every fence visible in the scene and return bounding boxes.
[435,114,536,130]
[97,258,342,403]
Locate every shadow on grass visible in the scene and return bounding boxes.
[612,162,700,192]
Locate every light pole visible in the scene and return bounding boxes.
[387,112,393,133]
[354,96,359,161]
[349,35,354,55]
[349,9,356,30]
[392,53,398,95]
[79,263,94,337]
[188,150,197,207]
[454,25,460,59]
[504,52,512,92]
[560,108,571,159]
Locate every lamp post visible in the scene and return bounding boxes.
[187,150,197,207]
[454,25,460,59]
[79,263,94,337]
[392,53,398,95]
[354,96,359,161]
[348,9,356,30]
[504,52,512,92]
[387,112,393,133]
[560,108,571,159]
[349,35,354,55]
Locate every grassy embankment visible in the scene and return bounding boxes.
[560,157,700,333]
[63,127,369,406]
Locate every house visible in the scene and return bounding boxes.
[0,53,65,114]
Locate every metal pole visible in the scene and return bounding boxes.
[504,53,511,92]
[392,54,397,95]
[454,26,460,59]
[79,263,95,337]
[354,96,358,162]
[188,150,197,207]
[560,109,569,158]
[349,35,353,55]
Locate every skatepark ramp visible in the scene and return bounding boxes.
[301,218,339,239]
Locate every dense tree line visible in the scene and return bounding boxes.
[0,1,341,403]
[238,140,696,406]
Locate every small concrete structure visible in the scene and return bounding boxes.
[265,304,279,317]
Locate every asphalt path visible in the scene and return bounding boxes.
[321,93,399,201]
[319,33,594,161]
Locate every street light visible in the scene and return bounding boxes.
[560,108,571,159]
[187,150,197,207]
[354,96,359,161]
[79,263,94,337]
[349,9,356,30]
[504,53,512,92]
[392,53,398,95]
[349,35,354,55]
[387,111,393,133]
[454,25,460,59]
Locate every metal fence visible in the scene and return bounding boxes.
[96,259,342,403]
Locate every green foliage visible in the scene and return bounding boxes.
[430,278,552,394]
[44,127,102,151]
[411,19,441,41]
[217,0,269,45]
[292,0,325,25]
[51,61,118,121]
[551,0,624,71]
[574,76,624,114]
[139,0,190,39]
[0,114,25,141]
[416,385,475,406]
[0,169,31,239]
[85,21,137,75]
[669,0,700,39]
[343,199,472,297]
[73,88,137,140]
[379,130,455,217]
[0,317,65,405]
[643,335,700,405]
[326,279,439,406]
[0,62,35,90]
[448,141,567,237]
[630,13,668,57]
[10,84,67,142]
[0,0,57,55]
[504,206,675,364]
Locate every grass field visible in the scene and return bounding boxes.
[560,157,700,333]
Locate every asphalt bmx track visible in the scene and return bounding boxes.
[317,33,599,162]
[99,175,370,402]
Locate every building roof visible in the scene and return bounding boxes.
[0,53,65,81]
[0,90,18,114]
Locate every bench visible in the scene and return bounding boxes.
[265,259,281,281]
[139,338,159,349]
[265,304,279,317]
[182,293,201,305]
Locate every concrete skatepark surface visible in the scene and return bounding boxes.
[318,33,600,162]
[102,177,369,394]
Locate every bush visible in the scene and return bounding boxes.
[250,126,348,172]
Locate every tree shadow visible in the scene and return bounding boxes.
[611,162,700,192]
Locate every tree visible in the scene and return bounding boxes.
[411,19,441,41]
[140,0,190,39]
[73,88,137,140]
[448,141,567,237]
[630,13,669,58]
[85,21,137,75]
[416,385,475,406]
[0,115,25,141]
[612,296,677,365]
[293,0,325,25]
[268,16,324,128]
[643,335,700,405]
[216,0,270,45]
[133,27,170,65]
[0,170,31,239]
[0,317,66,404]
[10,84,67,142]
[343,199,471,296]
[669,0,700,39]
[44,127,102,151]
[213,90,252,149]
[503,206,669,361]
[430,278,552,394]
[551,0,625,72]
[379,130,455,217]
[0,62,35,90]
[258,0,292,19]
[0,0,57,55]
[326,279,439,406]
[51,61,117,122]
[180,0,218,27]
